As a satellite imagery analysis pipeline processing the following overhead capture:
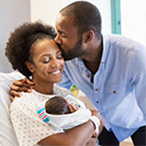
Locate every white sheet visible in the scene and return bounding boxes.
[0,71,24,146]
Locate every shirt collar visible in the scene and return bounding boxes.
[73,35,110,68]
[101,35,110,64]
[75,57,85,68]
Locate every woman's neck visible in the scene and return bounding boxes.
[32,79,54,95]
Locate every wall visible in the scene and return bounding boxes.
[121,0,146,46]
[0,0,30,73]
[1,0,111,73]
[31,0,112,34]
[31,0,63,27]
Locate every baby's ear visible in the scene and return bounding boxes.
[25,61,35,73]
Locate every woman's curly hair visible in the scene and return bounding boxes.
[5,21,57,77]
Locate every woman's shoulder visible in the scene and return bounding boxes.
[10,92,36,109]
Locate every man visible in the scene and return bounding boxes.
[10,1,146,146]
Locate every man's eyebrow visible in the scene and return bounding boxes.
[57,30,66,35]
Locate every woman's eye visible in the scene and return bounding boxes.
[57,55,63,59]
[42,59,50,63]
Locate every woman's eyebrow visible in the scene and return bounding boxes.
[56,50,61,54]
[40,54,51,58]
[40,51,61,58]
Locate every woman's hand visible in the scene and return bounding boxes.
[10,77,34,99]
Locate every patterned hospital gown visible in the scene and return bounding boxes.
[10,85,75,146]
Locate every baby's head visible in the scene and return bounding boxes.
[45,96,71,115]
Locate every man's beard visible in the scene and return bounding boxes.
[59,41,85,61]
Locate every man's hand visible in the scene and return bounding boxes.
[91,110,104,137]
[10,77,34,98]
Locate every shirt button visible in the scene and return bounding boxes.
[95,88,98,91]
[113,91,116,94]
[96,101,99,103]
[87,74,90,77]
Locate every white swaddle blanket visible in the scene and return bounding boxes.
[36,95,92,130]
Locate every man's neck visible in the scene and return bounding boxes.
[83,37,103,74]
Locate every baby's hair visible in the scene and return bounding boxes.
[45,96,71,115]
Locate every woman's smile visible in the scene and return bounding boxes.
[49,69,62,76]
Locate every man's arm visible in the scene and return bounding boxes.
[129,46,146,121]
[10,70,72,97]
[10,77,34,97]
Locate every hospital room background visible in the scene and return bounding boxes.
[0,0,145,145]
[0,0,146,73]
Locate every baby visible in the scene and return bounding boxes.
[45,96,75,115]
[36,95,100,133]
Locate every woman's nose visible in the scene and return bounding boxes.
[51,58,60,69]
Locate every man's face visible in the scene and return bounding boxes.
[54,13,86,61]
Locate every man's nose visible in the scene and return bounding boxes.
[54,35,61,44]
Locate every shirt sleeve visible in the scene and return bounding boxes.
[129,46,146,121]
[10,98,64,146]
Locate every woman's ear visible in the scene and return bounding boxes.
[82,30,93,43]
[25,61,35,73]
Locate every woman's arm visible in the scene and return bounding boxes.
[38,110,103,146]
[38,120,95,146]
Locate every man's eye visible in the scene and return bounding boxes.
[61,34,67,38]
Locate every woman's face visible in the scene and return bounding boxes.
[27,38,64,84]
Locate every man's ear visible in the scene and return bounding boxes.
[25,61,35,73]
[83,30,93,43]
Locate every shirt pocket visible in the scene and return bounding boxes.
[101,84,126,113]
[104,84,126,97]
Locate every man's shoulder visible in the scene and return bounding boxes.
[64,58,83,70]
[103,34,146,56]
[104,34,145,47]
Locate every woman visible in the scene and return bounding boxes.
[5,21,102,146]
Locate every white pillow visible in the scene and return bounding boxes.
[0,71,24,146]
